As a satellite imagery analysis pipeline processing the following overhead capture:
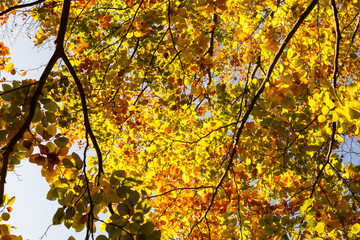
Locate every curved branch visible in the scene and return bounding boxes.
[0,0,45,16]
[61,52,104,179]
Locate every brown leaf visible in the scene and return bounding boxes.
[23,140,33,150]
[58,146,69,156]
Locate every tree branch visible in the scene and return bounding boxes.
[145,186,216,199]
[0,0,45,17]
[0,81,38,96]
[61,52,104,180]
[351,14,360,43]
[186,0,319,237]
[205,13,217,86]
[309,0,340,199]
[0,0,71,206]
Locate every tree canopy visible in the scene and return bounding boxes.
[1,0,360,239]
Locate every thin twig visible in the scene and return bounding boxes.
[351,14,360,43]
[0,81,38,96]
[83,133,95,240]
[145,186,215,199]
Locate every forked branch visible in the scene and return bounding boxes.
[0,0,71,206]
[61,52,104,179]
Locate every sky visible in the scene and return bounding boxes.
[1,13,94,240]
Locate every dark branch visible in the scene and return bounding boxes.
[0,81,38,96]
[205,13,217,86]
[0,0,71,206]
[61,52,104,179]
[0,0,45,17]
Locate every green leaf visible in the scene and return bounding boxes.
[139,222,155,236]
[1,212,10,221]
[106,224,123,239]
[96,235,109,240]
[62,158,74,168]
[45,111,57,123]
[54,137,69,147]
[349,107,360,119]
[65,207,75,219]
[265,214,273,224]
[150,230,161,240]
[0,130,6,141]
[114,170,126,179]
[110,173,120,186]
[264,225,274,236]
[281,233,290,240]
[116,186,130,199]
[35,124,44,135]
[53,207,64,225]
[10,155,21,165]
[2,84,12,91]
[47,189,58,201]
[72,152,83,169]
[1,92,13,101]
[44,101,59,112]
[92,192,103,204]
[123,177,142,187]
[129,222,140,234]
[3,113,15,122]
[117,202,130,216]
[308,218,317,228]
[300,198,314,216]
[132,212,144,223]
[258,218,266,226]
[136,200,152,214]
[76,203,86,213]
[128,190,140,207]
[121,234,134,240]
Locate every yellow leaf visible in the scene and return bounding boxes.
[314,222,325,234]
[6,197,15,206]
[4,62,14,73]
[318,115,326,123]
[331,111,338,122]
[324,98,335,109]
[352,223,360,234]
[321,105,329,115]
